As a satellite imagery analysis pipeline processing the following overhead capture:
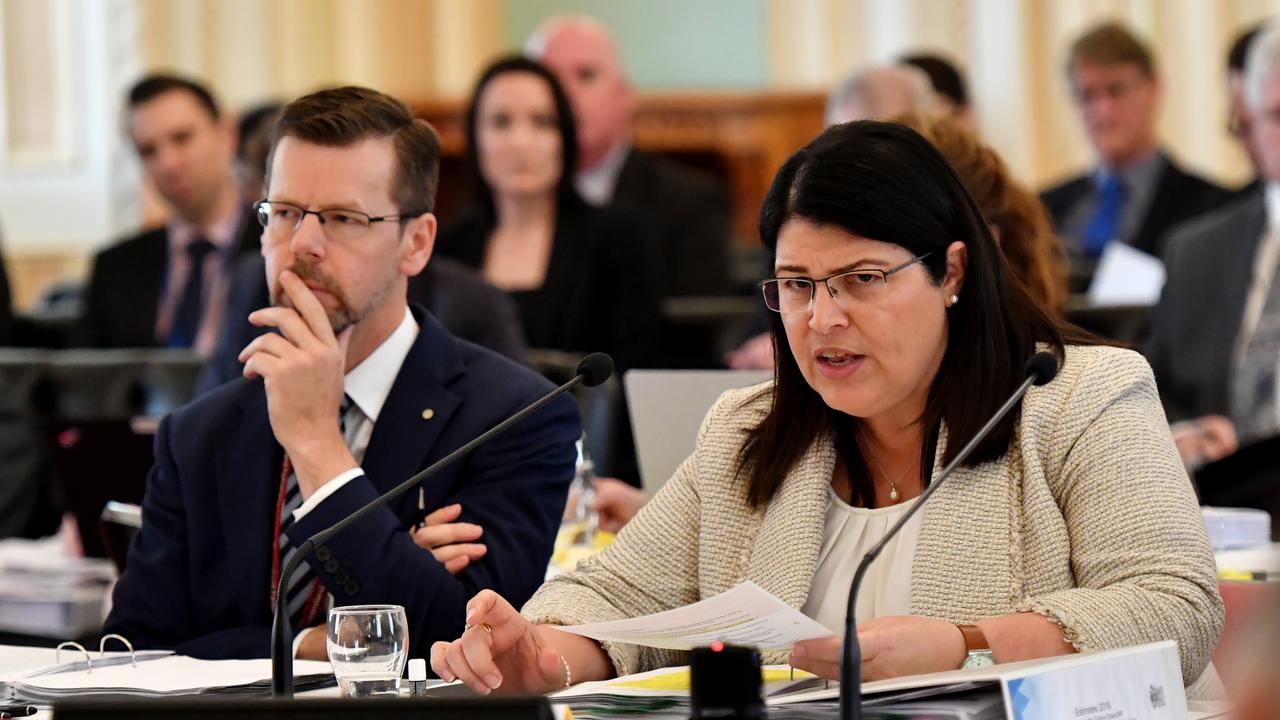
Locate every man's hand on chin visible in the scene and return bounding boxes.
[240,269,357,495]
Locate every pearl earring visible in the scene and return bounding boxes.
[948,294,959,307]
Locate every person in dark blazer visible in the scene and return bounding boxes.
[79,74,257,351]
[104,87,580,659]
[436,56,662,375]
[197,253,527,393]
[529,16,734,298]
[1040,23,1230,287]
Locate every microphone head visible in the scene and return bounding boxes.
[577,352,615,387]
[1025,351,1059,386]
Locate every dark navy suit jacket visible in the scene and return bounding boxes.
[104,306,580,659]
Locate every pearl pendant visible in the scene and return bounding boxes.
[889,485,900,503]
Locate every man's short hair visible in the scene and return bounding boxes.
[1229,23,1265,75]
[268,86,442,215]
[127,73,221,120]
[899,53,969,108]
[1067,22,1156,79]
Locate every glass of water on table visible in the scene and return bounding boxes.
[327,604,409,697]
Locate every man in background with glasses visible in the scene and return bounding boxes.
[79,74,259,351]
[1040,23,1229,288]
[105,86,581,661]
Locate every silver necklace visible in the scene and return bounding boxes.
[858,434,912,504]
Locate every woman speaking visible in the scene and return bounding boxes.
[430,121,1223,695]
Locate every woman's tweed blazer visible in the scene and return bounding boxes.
[523,345,1223,688]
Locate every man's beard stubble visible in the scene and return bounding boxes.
[270,261,358,334]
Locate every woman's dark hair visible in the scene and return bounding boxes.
[741,120,1088,508]
[463,55,584,219]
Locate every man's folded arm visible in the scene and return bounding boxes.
[285,392,580,653]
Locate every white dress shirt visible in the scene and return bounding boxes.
[293,306,420,520]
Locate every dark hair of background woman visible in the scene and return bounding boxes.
[741,120,1093,508]
[463,55,585,219]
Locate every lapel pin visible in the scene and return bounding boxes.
[421,408,435,421]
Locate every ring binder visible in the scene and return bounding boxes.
[97,636,135,668]
[54,643,92,673]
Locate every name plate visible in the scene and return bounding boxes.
[1003,641,1186,720]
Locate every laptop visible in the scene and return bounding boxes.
[624,369,771,492]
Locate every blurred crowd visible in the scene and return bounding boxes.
[0,16,1278,538]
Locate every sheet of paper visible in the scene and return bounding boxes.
[21,656,332,695]
[1086,242,1166,306]
[554,581,834,650]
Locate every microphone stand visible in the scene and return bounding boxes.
[839,354,1056,720]
[271,356,611,697]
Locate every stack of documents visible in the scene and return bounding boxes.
[1,654,334,703]
[0,536,113,637]
[1202,506,1271,551]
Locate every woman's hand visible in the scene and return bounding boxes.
[592,478,647,533]
[430,590,568,695]
[789,616,965,682]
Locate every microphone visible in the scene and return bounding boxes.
[838,351,1058,720]
[271,352,614,697]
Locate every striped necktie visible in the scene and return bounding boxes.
[275,395,361,628]
[1233,259,1280,444]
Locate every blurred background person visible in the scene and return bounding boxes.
[895,111,1069,313]
[436,55,661,375]
[527,15,735,299]
[77,74,260,352]
[1040,23,1230,287]
[825,64,936,125]
[233,101,282,204]
[1227,24,1265,199]
[1145,22,1280,518]
[898,53,975,132]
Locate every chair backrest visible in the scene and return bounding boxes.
[99,501,143,573]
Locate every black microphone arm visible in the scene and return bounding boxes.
[270,352,614,697]
[838,351,1058,720]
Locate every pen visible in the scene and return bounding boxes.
[413,486,425,531]
[0,705,37,718]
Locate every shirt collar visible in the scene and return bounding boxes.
[1265,182,1280,233]
[1095,149,1164,190]
[167,203,245,253]
[575,140,632,205]
[344,306,419,423]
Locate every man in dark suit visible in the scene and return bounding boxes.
[529,16,734,297]
[79,74,258,351]
[1041,23,1230,286]
[105,86,580,660]
[1146,23,1280,518]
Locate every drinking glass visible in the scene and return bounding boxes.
[326,604,409,697]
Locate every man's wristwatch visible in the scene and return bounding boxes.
[956,624,995,669]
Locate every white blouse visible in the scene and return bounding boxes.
[801,488,923,633]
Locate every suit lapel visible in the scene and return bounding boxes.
[360,308,464,515]
[746,434,834,610]
[214,381,281,619]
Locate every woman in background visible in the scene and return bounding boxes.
[893,111,1068,313]
[436,56,661,374]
